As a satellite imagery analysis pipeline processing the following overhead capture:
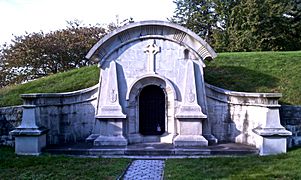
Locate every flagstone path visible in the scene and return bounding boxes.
[122,160,165,180]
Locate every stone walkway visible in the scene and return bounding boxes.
[122,160,165,180]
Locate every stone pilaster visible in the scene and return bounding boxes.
[89,60,127,146]
[174,60,208,147]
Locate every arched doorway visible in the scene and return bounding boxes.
[139,85,165,135]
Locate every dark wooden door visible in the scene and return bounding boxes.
[139,85,165,135]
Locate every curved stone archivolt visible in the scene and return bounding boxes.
[86,20,217,65]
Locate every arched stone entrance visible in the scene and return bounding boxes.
[126,74,177,144]
[139,85,166,136]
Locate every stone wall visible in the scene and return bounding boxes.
[205,83,289,147]
[1,84,301,148]
[0,106,22,146]
[5,85,99,146]
[280,105,301,147]
[24,85,99,145]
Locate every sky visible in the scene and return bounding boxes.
[0,0,176,44]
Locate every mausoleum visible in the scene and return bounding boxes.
[11,21,291,156]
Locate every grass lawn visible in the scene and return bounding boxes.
[164,148,301,179]
[0,65,99,107]
[205,51,301,105]
[1,146,301,179]
[1,51,301,106]
[0,146,130,180]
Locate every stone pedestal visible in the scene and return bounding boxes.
[92,118,127,146]
[253,107,291,155]
[87,60,128,146]
[174,118,208,147]
[13,131,48,155]
[10,105,48,155]
[254,133,288,156]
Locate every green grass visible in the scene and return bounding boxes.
[0,65,99,107]
[1,51,301,107]
[205,51,301,105]
[1,146,301,179]
[0,146,130,180]
[165,148,301,179]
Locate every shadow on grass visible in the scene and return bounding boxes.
[204,66,280,93]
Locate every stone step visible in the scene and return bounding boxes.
[44,142,259,158]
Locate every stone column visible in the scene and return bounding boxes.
[10,105,48,155]
[174,60,208,147]
[87,60,127,146]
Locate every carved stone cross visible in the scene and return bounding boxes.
[144,40,160,73]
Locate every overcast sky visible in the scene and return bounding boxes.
[0,0,175,44]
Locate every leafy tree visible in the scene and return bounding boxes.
[170,0,217,44]
[171,0,301,52]
[228,0,297,51]
[211,0,238,51]
[286,0,301,50]
[0,21,107,87]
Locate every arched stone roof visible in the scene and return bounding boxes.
[86,20,217,66]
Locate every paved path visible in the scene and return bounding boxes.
[122,160,165,180]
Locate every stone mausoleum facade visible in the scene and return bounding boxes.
[11,21,291,156]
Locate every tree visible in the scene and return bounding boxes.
[286,0,301,50]
[170,0,218,44]
[211,0,238,51]
[228,0,298,51]
[0,21,107,87]
[171,0,301,52]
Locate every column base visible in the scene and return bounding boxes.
[10,128,48,155]
[253,127,292,156]
[256,136,288,156]
[174,135,208,147]
[93,135,128,146]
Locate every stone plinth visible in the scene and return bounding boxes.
[253,107,292,155]
[10,105,48,155]
[174,118,208,147]
[91,118,128,146]
[253,129,290,156]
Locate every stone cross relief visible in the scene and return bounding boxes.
[144,40,160,74]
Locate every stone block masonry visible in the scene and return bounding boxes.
[3,99,300,150]
[280,105,301,147]
[0,106,22,146]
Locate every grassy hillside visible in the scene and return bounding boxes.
[204,51,301,105]
[0,66,99,107]
[0,51,300,107]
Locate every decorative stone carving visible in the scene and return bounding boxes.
[95,60,126,119]
[144,40,160,74]
[110,89,117,103]
[176,60,207,119]
[187,89,195,103]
